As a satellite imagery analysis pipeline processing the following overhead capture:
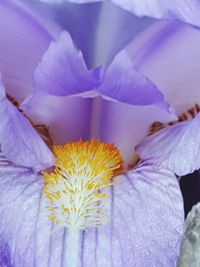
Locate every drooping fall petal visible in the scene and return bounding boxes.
[0,76,54,171]
[0,153,183,266]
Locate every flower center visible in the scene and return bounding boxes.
[43,139,123,229]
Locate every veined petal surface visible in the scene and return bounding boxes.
[0,77,54,171]
[0,156,183,266]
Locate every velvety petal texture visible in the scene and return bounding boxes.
[0,77,54,171]
[98,50,170,110]
[136,114,200,177]
[0,156,183,266]
[33,31,101,97]
[177,203,200,267]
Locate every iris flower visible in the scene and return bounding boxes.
[1,1,200,267]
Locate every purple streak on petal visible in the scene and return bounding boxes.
[33,31,102,97]
[136,113,200,176]
[110,0,200,28]
[0,78,55,171]
[98,50,171,111]
[22,93,92,143]
[0,0,59,101]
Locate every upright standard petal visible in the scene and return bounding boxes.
[0,154,183,266]
[136,113,200,176]
[110,0,200,28]
[0,0,60,101]
[98,50,171,111]
[33,31,101,97]
[127,21,200,116]
[177,203,200,267]
[0,77,54,171]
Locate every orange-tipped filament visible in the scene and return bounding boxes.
[43,139,123,229]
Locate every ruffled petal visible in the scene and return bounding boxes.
[98,50,171,111]
[33,31,101,97]
[136,113,200,176]
[0,155,183,266]
[110,0,200,28]
[0,77,54,171]
[177,202,200,267]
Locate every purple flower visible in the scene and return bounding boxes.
[0,1,200,267]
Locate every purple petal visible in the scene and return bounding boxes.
[0,0,60,101]
[98,50,171,111]
[33,31,102,97]
[82,168,183,266]
[0,77,54,171]
[99,98,177,166]
[136,113,200,176]
[127,21,200,115]
[34,0,200,28]
[36,0,99,3]
[0,156,183,266]
[22,93,92,143]
[110,0,200,28]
